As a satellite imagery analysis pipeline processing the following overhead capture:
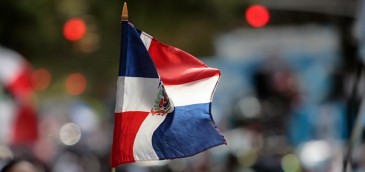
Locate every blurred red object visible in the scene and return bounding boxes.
[246,5,270,28]
[0,46,38,145]
[10,104,38,145]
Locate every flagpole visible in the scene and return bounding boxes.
[111,2,128,172]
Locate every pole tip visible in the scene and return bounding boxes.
[121,2,128,21]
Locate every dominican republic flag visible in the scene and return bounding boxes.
[111,21,226,167]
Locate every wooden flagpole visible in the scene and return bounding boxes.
[111,2,128,172]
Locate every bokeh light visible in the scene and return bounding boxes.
[298,140,331,169]
[31,68,51,91]
[238,96,261,118]
[237,150,258,167]
[65,73,87,96]
[281,154,301,172]
[59,123,81,146]
[63,18,87,41]
[246,5,270,28]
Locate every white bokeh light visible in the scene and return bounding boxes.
[59,123,81,146]
[298,140,331,169]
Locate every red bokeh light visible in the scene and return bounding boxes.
[246,5,270,28]
[63,18,87,41]
[65,73,87,96]
[31,68,51,91]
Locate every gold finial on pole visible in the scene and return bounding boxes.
[121,2,128,21]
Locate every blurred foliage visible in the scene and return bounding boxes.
[0,0,249,99]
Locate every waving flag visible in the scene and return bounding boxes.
[111,20,226,167]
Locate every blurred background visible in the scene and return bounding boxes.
[0,0,364,171]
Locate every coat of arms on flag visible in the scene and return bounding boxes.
[111,2,226,167]
[151,82,172,116]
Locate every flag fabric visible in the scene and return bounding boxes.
[0,46,38,145]
[111,21,226,167]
